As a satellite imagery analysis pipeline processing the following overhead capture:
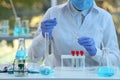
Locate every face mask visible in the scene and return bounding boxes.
[70,0,94,10]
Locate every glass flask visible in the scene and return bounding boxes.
[2,20,9,36]
[39,32,54,75]
[13,38,28,77]
[21,20,30,36]
[98,48,115,77]
[13,17,22,36]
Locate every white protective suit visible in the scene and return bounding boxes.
[28,1,120,67]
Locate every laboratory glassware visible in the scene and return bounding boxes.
[76,51,79,68]
[71,50,76,68]
[21,20,30,36]
[1,20,9,36]
[61,50,85,70]
[42,32,49,66]
[0,21,2,35]
[13,17,22,36]
[40,32,54,75]
[98,48,115,77]
[79,50,85,70]
[13,38,28,77]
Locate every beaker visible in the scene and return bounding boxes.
[98,48,115,77]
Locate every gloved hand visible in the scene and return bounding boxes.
[41,18,57,39]
[78,37,97,56]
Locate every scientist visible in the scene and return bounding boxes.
[28,0,120,67]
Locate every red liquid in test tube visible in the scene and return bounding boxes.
[79,50,85,69]
[71,50,76,68]
[76,51,79,56]
[71,50,75,56]
[80,50,84,56]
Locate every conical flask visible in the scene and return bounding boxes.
[13,38,28,77]
[98,48,115,77]
[40,32,54,75]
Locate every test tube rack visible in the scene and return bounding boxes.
[61,50,85,70]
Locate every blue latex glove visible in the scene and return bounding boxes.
[78,37,97,56]
[41,18,57,39]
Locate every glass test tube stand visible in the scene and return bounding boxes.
[61,55,85,70]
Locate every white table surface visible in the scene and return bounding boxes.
[0,67,120,80]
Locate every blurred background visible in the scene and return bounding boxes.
[0,0,120,64]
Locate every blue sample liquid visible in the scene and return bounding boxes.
[16,50,27,60]
[7,68,14,74]
[98,67,115,77]
[13,26,22,36]
[40,67,54,75]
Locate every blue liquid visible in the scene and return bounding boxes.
[21,26,30,35]
[13,26,22,36]
[40,67,54,75]
[98,67,115,77]
[16,50,27,60]
[7,69,14,74]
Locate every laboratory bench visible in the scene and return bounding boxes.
[0,67,120,80]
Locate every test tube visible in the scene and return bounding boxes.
[71,50,75,68]
[43,32,50,65]
[102,48,111,67]
[76,51,79,68]
[80,50,84,56]
[79,50,85,69]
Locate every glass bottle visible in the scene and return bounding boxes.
[98,48,115,77]
[21,20,30,36]
[0,21,2,35]
[13,38,28,77]
[13,17,22,36]
[40,32,54,75]
[2,20,9,36]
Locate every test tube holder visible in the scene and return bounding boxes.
[61,55,85,70]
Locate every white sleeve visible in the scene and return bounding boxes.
[92,15,120,66]
[28,8,52,63]
[28,34,45,62]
